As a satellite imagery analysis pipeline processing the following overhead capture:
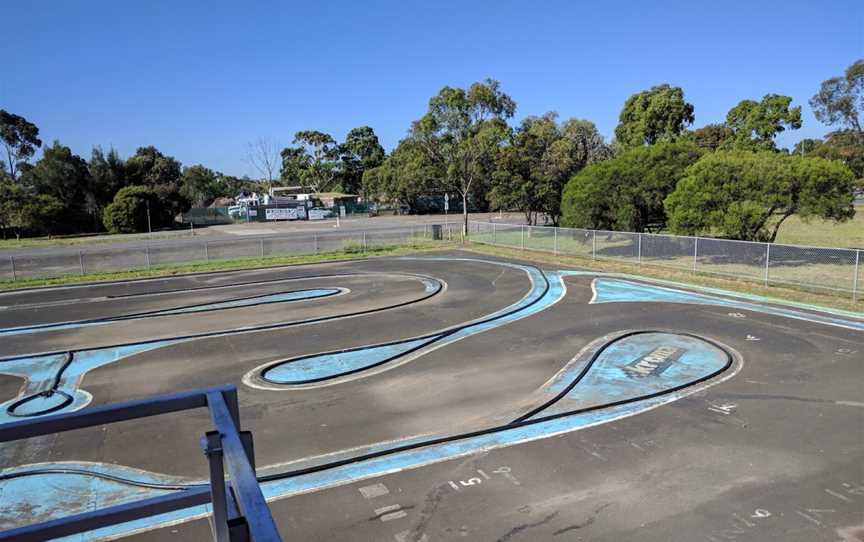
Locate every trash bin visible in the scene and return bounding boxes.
[431,224,443,240]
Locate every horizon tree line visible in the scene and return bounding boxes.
[1,59,861,240]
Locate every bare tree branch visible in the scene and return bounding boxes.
[245,137,280,193]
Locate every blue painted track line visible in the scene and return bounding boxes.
[0,288,342,337]
[259,260,562,385]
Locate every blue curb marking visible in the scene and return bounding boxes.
[537,332,729,418]
[264,336,440,383]
[0,463,191,532]
[591,278,864,331]
[2,329,736,539]
[0,288,342,338]
[260,262,566,385]
[0,275,439,419]
[0,341,181,423]
[38,367,732,541]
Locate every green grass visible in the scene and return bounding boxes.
[0,240,452,291]
[0,230,197,250]
[774,207,864,248]
[474,222,861,297]
[465,242,864,313]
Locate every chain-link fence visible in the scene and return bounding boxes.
[470,221,863,301]
[0,225,449,282]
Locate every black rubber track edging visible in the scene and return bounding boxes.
[3,285,345,335]
[0,272,444,365]
[261,263,551,384]
[5,351,75,417]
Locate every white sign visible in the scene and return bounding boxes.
[339,205,347,217]
[308,209,329,220]
[248,209,258,217]
[265,208,297,220]
[444,193,449,212]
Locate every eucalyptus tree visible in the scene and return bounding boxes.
[410,78,516,234]
[0,110,42,179]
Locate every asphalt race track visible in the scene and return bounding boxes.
[0,250,862,541]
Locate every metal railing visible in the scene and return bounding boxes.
[0,224,457,283]
[470,221,863,301]
[0,385,281,542]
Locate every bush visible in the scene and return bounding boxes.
[561,140,702,232]
[665,151,856,242]
[102,186,166,234]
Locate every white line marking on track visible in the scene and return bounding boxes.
[359,483,389,499]
[395,530,428,542]
[836,400,864,408]
[825,489,852,502]
[381,511,407,522]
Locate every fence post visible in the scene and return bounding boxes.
[9,256,16,281]
[424,223,428,238]
[521,225,525,250]
[592,230,596,260]
[146,245,151,270]
[853,250,860,302]
[764,243,771,286]
[638,233,642,264]
[554,227,558,255]
[259,238,264,258]
[692,237,698,273]
[204,242,209,262]
[314,233,318,253]
[492,223,496,244]
[78,250,85,276]
[363,231,367,250]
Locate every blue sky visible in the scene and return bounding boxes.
[3,0,862,177]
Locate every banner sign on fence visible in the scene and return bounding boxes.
[265,208,297,220]
[309,209,330,220]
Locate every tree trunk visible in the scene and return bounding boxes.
[768,212,793,243]
[462,192,468,236]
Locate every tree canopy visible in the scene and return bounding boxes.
[665,151,856,242]
[340,126,385,195]
[491,114,612,225]
[810,59,863,136]
[88,146,129,218]
[724,94,802,150]
[0,109,42,178]
[561,140,702,232]
[363,138,442,213]
[20,141,93,232]
[284,130,340,193]
[690,123,733,151]
[180,165,221,206]
[794,130,864,186]
[614,84,694,148]
[102,185,170,234]
[410,78,516,233]
[124,146,189,219]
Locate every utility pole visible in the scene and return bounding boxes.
[146,200,152,236]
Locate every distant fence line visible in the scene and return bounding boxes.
[0,224,460,282]
[470,221,862,301]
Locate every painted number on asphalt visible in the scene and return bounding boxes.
[447,466,519,491]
